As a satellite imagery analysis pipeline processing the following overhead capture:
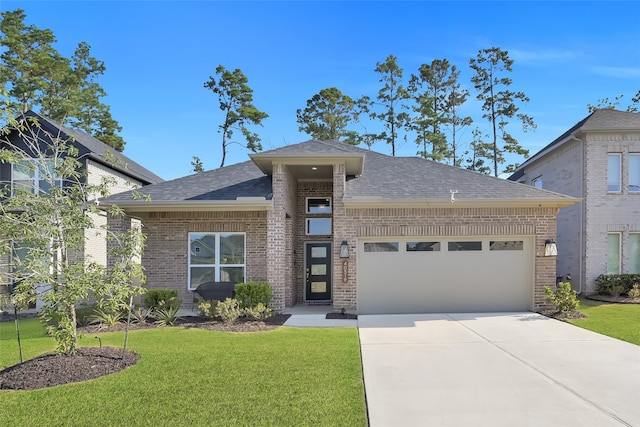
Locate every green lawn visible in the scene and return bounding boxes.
[1,318,367,426]
[569,298,640,345]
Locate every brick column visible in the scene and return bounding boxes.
[332,163,357,312]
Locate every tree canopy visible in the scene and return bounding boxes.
[296,87,360,145]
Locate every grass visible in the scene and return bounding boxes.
[0,318,368,426]
[569,298,640,345]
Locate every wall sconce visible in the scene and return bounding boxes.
[544,239,558,257]
[340,240,350,258]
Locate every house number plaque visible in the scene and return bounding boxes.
[342,260,349,283]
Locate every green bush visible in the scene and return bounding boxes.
[595,274,640,296]
[144,288,180,310]
[627,284,640,299]
[235,282,272,308]
[153,306,181,326]
[215,298,242,324]
[544,282,579,314]
[197,300,217,319]
[608,285,626,298]
[89,308,124,327]
[243,303,273,320]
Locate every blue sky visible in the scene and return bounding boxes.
[2,1,639,180]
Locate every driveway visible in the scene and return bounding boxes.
[358,313,640,427]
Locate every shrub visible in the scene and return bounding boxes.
[243,303,273,320]
[130,305,152,324]
[608,284,626,298]
[595,274,640,296]
[627,284,640,299]
[544,282,579,314]
[144,289,180,310]
[197,300,217,319]
[153,306,181,326]
[235,282,272,308]
[215,298,242,324]
[89,308,124,327]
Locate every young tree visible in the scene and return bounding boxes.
[0,9,126,151]
[296,87,360,145]
[470,47,535,176]
[191,155,204,173]
[366,55,410,156]
[204,65,268,168]
[465,127,492,175]
[0,114,146,355]
[588,92,640,113]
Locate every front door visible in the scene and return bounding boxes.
[305,243,332,301]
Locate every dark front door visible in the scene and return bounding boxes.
[305,243,332,301]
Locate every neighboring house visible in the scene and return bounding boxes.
[0,111,163,309]
[102,139,577,314]
[508,109,640,294]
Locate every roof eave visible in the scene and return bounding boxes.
[249,153,365,176]
[343,197,581,209]
[99,198,274,213]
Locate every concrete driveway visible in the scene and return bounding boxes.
[359,313,640,427]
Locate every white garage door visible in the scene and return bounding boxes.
[357,237,533,314]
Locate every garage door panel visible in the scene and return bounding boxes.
[357,238,532,314]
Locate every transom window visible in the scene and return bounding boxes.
[406,241,440,252]
[448,241,482,251]
[490,241,524,251]
[364,242,399,252]
[629,154,640,192]
[607,153,621,192]
[307,197,331,214]
[12,159,62,195]
[306,218,331,235]
[188,232,245,290]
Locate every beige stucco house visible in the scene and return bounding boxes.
[103,139,578,314]
[509,109,640,294]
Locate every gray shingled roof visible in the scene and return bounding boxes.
[22,111,163,185]
[511,109,640,177]
[102,139,575,207]
[103,160,271,203]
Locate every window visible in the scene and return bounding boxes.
[448,241,482,251]
[306,218,331,235]
[490,241,524,251]
[12,159,62,196]
[532,176,543,189]
[608,154,621,192]
[406,241,440,252]
[607,233,621,275]
[629,154,640,192]
[629,233,640,274]
[188,232,245,290]
[364,242,399,252]
[306,197,331,214]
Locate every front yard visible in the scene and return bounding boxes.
[0,318,368,426]
[569,298,640,345]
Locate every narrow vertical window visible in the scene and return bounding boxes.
[607,233,621,274]
[629,233,640,274]
[629,154,640,192]
[607,154,621,192]
[532,176,542,189]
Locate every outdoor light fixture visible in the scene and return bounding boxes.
[544,239,558,257]
[340,240,350,258]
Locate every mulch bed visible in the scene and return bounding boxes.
[0,314,291,391]
[585,294,640,304]
[536,309,588,320]
[326,312,358,320]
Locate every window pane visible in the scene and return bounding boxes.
[307,218,331,235]
[629,154,640,192]
[220,266,244,283]
[13,162,35,193]
[490,241,524,251]
[406,242,440,252]
[448,241,482,251]
[532,177,542,189]
[364,242,399,252]
[629,233,640,274]
[608,154,621,192]
[607,233,620,274]
[220,233,244,264]
[311,247,327,258]
[310,282,327,293]
[190,233,216,264]
[38,160,58,195]
[311,264,327,275]
[190,266,215,289]
[307,198,331,213]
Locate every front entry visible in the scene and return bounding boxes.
[305,243,332,301]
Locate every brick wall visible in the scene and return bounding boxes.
[142,211,268,308]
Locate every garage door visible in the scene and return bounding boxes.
[357,237,533,314]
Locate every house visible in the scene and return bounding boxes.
[101,139,578,314]
[0,111,163,309]
[508,109,640,294]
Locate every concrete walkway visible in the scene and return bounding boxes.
[359,313,640,427]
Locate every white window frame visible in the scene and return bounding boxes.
[629,233,640,275]
[187,232,246,290]
[306,197,332,214]
[629,154,640,193]
[11,158,62,196]
[607,153,622,193]
[532,176,543,189]
[607,232,621,275]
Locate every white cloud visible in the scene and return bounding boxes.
[509,48,582,65]
[590,66,640,78]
